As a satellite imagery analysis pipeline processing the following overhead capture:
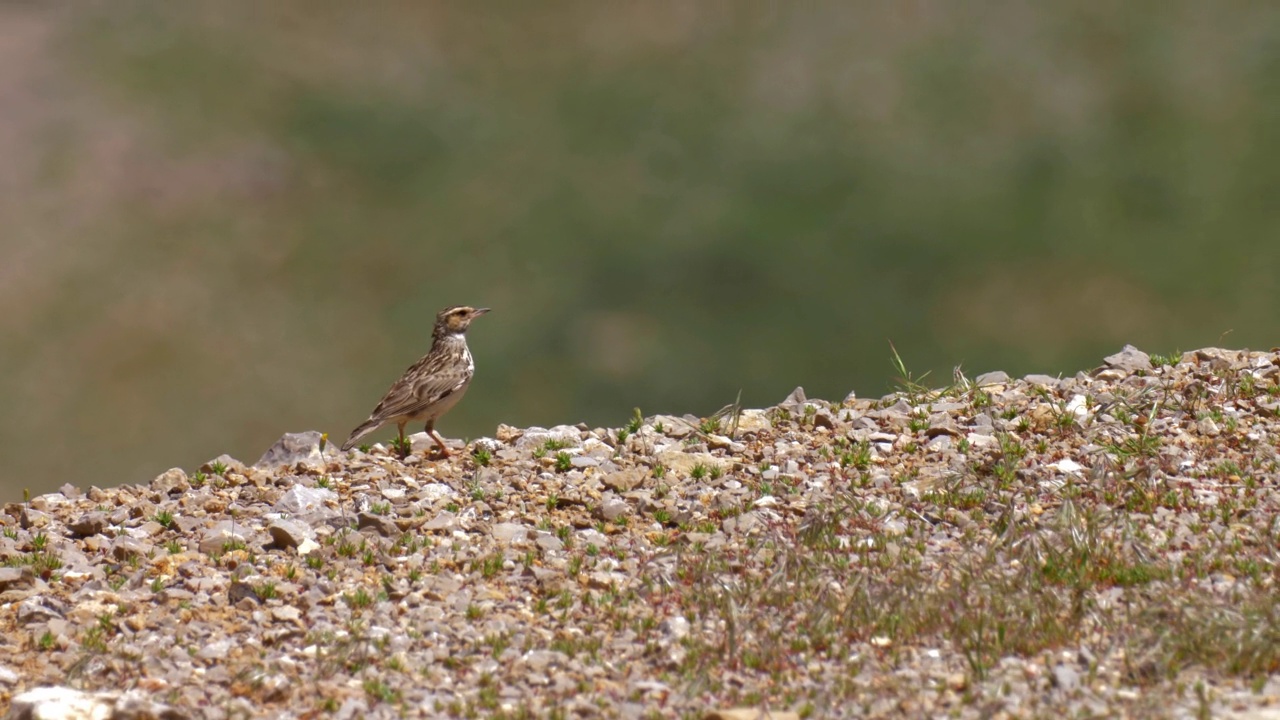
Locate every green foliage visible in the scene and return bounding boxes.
[554,452,573,472]
[8,3,1280,496]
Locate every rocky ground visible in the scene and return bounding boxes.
[5,346,1280,719]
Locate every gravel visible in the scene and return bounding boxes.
[3,346,1280,718]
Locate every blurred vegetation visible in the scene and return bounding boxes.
[2,1,1278,494]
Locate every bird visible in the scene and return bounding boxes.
[341,305,490,456]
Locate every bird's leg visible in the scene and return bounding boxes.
[395,421,409,458]
[426,419,450,458]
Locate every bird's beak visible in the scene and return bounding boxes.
[473,307,491,316]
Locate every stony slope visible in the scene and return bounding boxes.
[4,346,1280,719]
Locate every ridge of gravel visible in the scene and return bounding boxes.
[4,345,1280,719]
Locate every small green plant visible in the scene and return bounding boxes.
[487,632,510,660]
[545,494,560,511]
[336,537,359,558]
[390,436,412,457]
[369,502,390,516]
[652,464,666,480]
[471,446,492,467]
[80,626,108,653]
[36,630,55,650]
[555,452,573,472]
[889,341,932,399]
[1104,432,1162,460]
[690,463,710,480]
[316,476,332,489]
[363,679,401,704]
[971,387,993,408]
[256,581,278,600]
[840,441,872,471]
[190,471,207,488]
[154,510,175,528]
[344,588,373,609]
[209,460,229,476]
[478,553,504,579]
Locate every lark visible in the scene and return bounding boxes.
[341,305,490,456]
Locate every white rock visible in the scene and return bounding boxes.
[1064,395,1091,420]
[6,686,187,720]
[492,523,529,544]
[965,433,997,449]
[1050,458,1084,474]
[734,409,772,434]
[515,425,582,448]
[655,450,722,476]
[274,485,338,515]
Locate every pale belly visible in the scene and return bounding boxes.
[411,380,470,423]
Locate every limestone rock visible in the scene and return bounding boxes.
[254,431,326,469]
[4,686,188,720]
[1102,344,1152,373]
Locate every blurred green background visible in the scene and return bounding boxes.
[2,2,1278,496]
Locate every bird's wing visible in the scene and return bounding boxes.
[367,361,472,423]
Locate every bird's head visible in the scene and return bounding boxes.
[434,305,490,338]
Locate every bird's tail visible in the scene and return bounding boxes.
[341,418,382,451]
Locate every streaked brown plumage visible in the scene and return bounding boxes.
[341,305,490,455]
